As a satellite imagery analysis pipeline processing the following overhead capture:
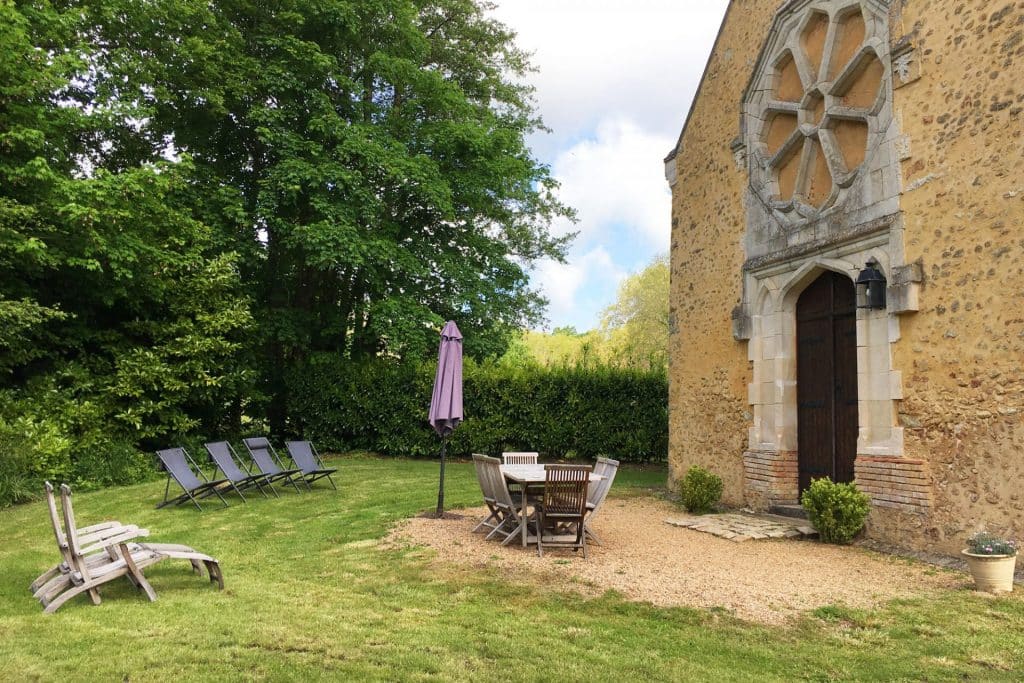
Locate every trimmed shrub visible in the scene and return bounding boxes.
[801,478,871,544]
[679,465,723,514]
[286,353,668,463]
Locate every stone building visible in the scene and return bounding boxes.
[665,0,1024,553]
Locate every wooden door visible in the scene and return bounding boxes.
[796,271,858,493]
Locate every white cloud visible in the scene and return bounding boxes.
[534,247,627,330]
[488,1,730,329]
[492,0,730,154]
[550,117,673,249]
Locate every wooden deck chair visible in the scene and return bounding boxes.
[477,455,528,545]
[501,452,539,465]
[471,454,501,534]
[242,437,305,494]
[284,441,337,490]
[204,441,275,500]
[584,457,619,546]
[41,485,162,614]
[536,465,592,558]
[31,482,148,602]
[38,485,225,612]
[155,447,230,511]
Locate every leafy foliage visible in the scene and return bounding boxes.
[79,0,573,430]
[679,465,723,514]
[0,0,572,491]
[801,478,872,544]
[965,532,1017,556]
[288,354,668,462]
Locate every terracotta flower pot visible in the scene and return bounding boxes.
[962,551,1017,593]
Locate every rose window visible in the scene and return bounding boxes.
[748,3,888,220]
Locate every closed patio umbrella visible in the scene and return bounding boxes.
[428,320,463,517]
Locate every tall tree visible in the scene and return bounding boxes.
[80,0,573,431]
[600,254,669,370]
[0,0,252,443]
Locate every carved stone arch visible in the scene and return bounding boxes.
[779,258,857,309]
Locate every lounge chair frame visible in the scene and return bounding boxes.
[241,437,305,494]
[155,447,231,511]
[35,483,224,613]
[204,440,276,500]
[285,440,337,490]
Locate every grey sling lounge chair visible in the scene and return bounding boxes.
[204,441,275,500]
[242,437,304,494]
[155,447,230,511]
[285,440,337,490]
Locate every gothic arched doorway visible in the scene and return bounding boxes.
[796,271,858,493]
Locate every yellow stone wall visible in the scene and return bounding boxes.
[667,2,777,504]
[886,0,1024,552]
[668,0,1024,553]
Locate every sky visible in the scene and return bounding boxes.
[489,0,731,331]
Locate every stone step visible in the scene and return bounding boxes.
[769,505,808,520]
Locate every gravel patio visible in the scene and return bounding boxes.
[387,496,964,624]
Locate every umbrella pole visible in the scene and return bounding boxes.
[435,436,447,518]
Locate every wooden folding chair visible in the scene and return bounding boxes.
[477,456,528,545]
[31,482,149,604]
[536,465,592,558]
[501,452,539,465]
[584,457,619,546]
[37,485,225,613]
[471,454,502,534]
[41,485,162,614]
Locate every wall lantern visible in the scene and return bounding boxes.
[855,259,887,309]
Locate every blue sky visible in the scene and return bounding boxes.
[490,0,731,331]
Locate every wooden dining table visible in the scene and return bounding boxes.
[499,464,604,548]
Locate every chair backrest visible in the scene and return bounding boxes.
[285,440,323,473]
[588,457,620,509]
[502,452,538,465]
[156,448,205,490]
[43,482,71,558]
[542,465,592,516]
[58,484,86,567]
[243,437,284,475]
[471,454,494,502]
[205,441,247,482]
[480,455,515,509]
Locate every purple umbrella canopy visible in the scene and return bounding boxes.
[428,321,462,517]
[428,320,463,437]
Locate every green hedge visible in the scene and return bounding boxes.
[287,354,668,463]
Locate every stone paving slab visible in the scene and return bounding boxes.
[664,512,818,542]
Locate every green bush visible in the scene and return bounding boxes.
[287,353,668,463]
[679,465,723,514]
[801,478,871,544]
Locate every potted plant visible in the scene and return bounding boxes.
[962,531,1018,593]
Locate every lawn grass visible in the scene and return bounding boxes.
[1,455,1023,681]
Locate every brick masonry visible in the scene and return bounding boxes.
[855,455,931,512]
[743,450,798,507]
